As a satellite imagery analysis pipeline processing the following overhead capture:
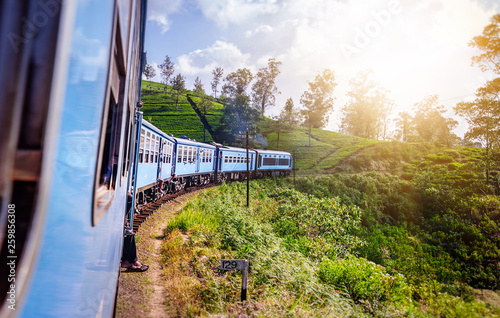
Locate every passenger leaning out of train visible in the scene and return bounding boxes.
[121,190,148,272]
[121,228,149,272]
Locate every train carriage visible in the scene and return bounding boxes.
[172,137,217,189]
[136,120,175,202]
[217,146,257,181]
[255,149,293,177]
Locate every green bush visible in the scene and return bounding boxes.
[318,256,411,303]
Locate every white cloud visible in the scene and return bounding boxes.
[196,0,280,28]
[177,40,251,76]
[245,24,273,37]
[147,0,183,33]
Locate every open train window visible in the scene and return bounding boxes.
[93,13,126,225]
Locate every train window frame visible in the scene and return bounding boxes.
[139,128,145,164]
[177,145,183,163]
[93,8,127,226]
[183,146,188,163]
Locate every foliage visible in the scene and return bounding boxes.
[394,112,416,142]
[251,58,282,116]
[470,14,500,74]
[158,55,175,93]
[193,76,204,94]
[341,70,394,140]
[319,256,411,303]
[279,97,301,127]
[455,78,500,184]
[211,66,224,99]
[170,73,186,111]
[215,94,260,146]
[160,179,499,317]
[143,59,156,80]
[300,69,337,129]
[413,95,458,146]
[222,68,253,98]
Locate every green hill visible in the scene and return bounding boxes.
[140,80,379,173]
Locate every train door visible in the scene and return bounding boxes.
[157,138,163,180]
[171,141,177,176]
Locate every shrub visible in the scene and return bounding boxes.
[318,256,411,303]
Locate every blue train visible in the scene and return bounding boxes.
[0,0,291,316]
[135,120,292,206]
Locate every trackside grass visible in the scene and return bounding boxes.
[160,178,500,317]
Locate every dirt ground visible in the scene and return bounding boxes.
[115,192,200,318]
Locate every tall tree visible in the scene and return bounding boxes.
[394,112,415,142]
[159,55,175,94]
[193,76,204,95]
[170,73,185,111]
[222,68,253,98]
[216,94,260,146]
[455,78,500,182]
[144,60,156,81]
[280,97,300,127]
[413,95,457,145]
[300,69,336,128]
[300,69,336,146]
[251,58,282,116]
[470,14,500,74]
[341,71,393,139]
[211,66,224,99]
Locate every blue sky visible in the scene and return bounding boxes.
[143,0,500,136]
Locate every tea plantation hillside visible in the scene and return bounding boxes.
[140,80,379,173]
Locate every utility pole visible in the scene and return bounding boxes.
[277,119,280,151]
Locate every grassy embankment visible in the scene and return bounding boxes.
[160,170,500,317]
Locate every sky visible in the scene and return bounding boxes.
[143,0,500,137]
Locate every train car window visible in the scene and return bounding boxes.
[177,145,182,163]
[224,156,228,163]
[139,129,145,164]
[279,158,289,166]
[183,146,188,163]
[263,157,275,166]
[145,131,150,163]
[167,143,171,163]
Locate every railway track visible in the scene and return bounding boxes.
[132,183,216,232]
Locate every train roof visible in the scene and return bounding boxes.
[172,136,217,148]
[142,120,175,142]
[217,145,257,153]
[255,149,292,156]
